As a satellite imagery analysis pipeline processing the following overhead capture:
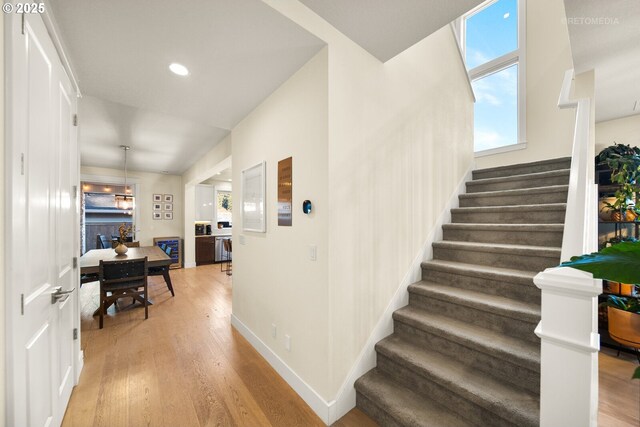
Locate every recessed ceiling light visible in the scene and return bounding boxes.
[169,63,189,76]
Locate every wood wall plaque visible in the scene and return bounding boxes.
[278,157,293,226]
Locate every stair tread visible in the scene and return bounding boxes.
[433,240,562,256]
[468,168,570,186]
[422,259,537,281]
[451,203,566,213]
[356,369,473,427]
[442,223,564,231]
[409,281,540,321]
[473,157,571,175]
[459,184,568,198]
[377,334,539,426]
[393,306,540,370]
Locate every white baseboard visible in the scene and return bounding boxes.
[230,314,335,425]
[328,164,474,424]
[75,350,84,384]
[184,261,196,269]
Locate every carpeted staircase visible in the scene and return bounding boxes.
[354,157,572,427]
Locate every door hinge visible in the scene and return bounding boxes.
[72,185,78,199]
[72,256,78,269]
[20,153,25,175]
[20,294,24,315]
[21,13,25,35]
[73,114,78,126]
[73,328,78,340]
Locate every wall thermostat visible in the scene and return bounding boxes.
[302,200,312,214]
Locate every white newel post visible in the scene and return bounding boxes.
[534,267,601,427]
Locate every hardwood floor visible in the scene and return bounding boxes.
[64,263,637,426]
[599,348,640,427]
[64,264,375,427]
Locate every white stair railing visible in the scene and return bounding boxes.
[533,69,601,427]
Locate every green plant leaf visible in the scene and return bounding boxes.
[561,242,640,284]
[633,366,640,380]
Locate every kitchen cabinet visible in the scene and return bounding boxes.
[195,184,214,222]
[195,236,215,266]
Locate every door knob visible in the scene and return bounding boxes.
[51,286,75,304]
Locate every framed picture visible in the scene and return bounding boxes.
[164,212,173,220]
[242,161,266,232]
[164,203,173,211]
[164,194,173,203]
[153,194,162,202]
[153,203,162,211]
[153,212,162,220]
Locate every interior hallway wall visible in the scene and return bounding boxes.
[476,0,576,168]
[1,12,6,426]
[264,0,475,400]
[232,48,331,397]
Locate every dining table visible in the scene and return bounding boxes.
[80,246,175,314]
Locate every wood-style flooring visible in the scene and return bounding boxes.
[63,263,638,426]
[62,264,375,427]
[599,348,640,427]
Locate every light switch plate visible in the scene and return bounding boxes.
[239,234,246,245]
[309,245,317,261]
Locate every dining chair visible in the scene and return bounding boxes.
[98,257,149,329]
[148,245,175,296]
[97,234,111,249]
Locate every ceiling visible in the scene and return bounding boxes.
[49,0,325,174]
[201,168,233,184]
[79,96,229,175]
[564,0,640,122]
[299,0,484,62]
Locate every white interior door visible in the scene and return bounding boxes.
[6,10,79,427]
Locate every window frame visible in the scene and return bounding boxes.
[456,0,527,156]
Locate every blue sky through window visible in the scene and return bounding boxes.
[465,0,519,151]
[472,64,518,151]
[465,0,518,69]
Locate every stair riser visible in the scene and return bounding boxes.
[459,190,568,208]
[421,265,539,303]
[473,160,572,180]
[355,393,404,427]
[409,293,539,344]
[443,228,563,247]
[467,174,569,193]
[433,246,560,272]
[451,209,566,224]
[376,354,528,427]
[394,321,540,395]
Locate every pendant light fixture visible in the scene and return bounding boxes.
[115,145,135,212]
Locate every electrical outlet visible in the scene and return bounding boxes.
[271,323,277,338]
[309,245,317,261]
[285,334,291,351]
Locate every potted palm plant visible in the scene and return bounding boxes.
[562,241,640,379]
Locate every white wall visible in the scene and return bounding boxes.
[232,48,331,397]
[80,166,183,246]
[595,114,640,153]
[0,13,6,426]
[182,135,232,267]
[257,0,474,404]
[476,0,576,168]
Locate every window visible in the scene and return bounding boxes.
[461,0,525,154]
